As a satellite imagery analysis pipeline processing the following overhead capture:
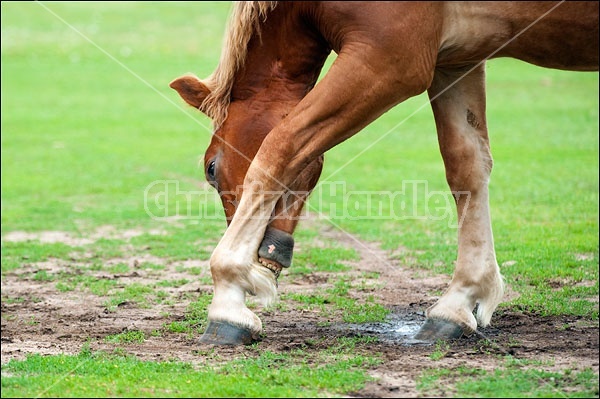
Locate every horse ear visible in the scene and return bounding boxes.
[169,75,212,113]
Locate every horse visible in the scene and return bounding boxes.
[170,1,599,345]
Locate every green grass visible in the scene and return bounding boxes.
[418,360,599,398]
[2,1,228,233]
[429,340,451,361]
[1,1,598,398]
[1,242,79,273]
[105,330,146,344]
[290,246,360,275]
[1,345,376,398]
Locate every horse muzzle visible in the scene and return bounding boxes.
[258,226,294,279]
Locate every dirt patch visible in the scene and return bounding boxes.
[2,225,167,246]
[1,223,598,397]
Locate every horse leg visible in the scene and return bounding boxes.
[202,43,434,345]
[199,181,277,345]
[200,156,323,345]
[415,63,504,341]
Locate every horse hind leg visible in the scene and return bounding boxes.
[415,63,504,341]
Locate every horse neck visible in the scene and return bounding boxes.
[231,3,331,107]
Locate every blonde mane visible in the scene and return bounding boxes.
[201,1,278,129]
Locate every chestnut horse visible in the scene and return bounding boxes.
[170,1,599,345]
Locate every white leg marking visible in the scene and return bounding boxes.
[207,179,280,333]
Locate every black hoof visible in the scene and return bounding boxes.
[199,321,259,346]
[413,318,464,342]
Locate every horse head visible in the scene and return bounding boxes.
[169,72,324,278]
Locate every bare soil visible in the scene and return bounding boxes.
[1,223,598,397]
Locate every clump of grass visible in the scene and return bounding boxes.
[429,340,450,361]
[156,278,189,288]
[164,293,212,335]
[105,330,146,344]
[103,283,155,310]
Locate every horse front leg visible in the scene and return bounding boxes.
[415,63,504,341]
[200,175,281,345]
[199,154,324,345]
[202,44,433,345]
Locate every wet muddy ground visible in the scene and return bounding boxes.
[1,224,598,397]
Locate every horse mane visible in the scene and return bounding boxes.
[201,1,278,129]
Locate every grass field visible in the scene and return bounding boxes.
[1,2,598,397]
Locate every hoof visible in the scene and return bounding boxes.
[200,321,259,346]
[413,318,464,342]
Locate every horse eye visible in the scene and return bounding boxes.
[206,160,216,181]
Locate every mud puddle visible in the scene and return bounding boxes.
[331,310,433,345]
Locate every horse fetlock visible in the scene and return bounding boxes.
[246,260,278,306]
[210,249,278,304]
[475,268,505,327]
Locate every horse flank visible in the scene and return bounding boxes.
[202,1,278,129]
